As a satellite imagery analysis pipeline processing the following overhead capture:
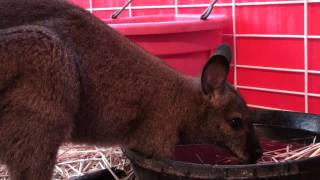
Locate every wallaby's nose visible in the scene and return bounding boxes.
[247,147,263,164]
[255,148,263,158]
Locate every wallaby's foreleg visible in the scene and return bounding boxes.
[0,26,80,180]
[2,107,71,180]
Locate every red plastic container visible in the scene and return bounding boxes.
[105,14,228,76]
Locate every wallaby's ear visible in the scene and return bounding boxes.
[201,43,232,98]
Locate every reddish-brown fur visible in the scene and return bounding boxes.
[0,0,261,179]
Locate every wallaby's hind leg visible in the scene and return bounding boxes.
[0,26,80,180]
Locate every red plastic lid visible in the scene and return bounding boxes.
[104,14,228,35]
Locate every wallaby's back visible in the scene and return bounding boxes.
[0,0,184,142]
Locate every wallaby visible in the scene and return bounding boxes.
[0,0,262,179]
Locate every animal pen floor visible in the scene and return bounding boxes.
[0,145,133,180]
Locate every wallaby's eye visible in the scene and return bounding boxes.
[230,117,243,129]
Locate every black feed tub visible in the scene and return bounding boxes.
[76,109,320,180]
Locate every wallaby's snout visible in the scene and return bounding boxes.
[243,133,263,163]
[218,115,263,164]
[250,145,263,163]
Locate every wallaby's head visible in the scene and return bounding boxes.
[180,44,262,163]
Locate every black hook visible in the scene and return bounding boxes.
[200,0,219,20]
[111,0,133,19]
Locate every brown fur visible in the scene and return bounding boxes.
[0,0,261,179]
